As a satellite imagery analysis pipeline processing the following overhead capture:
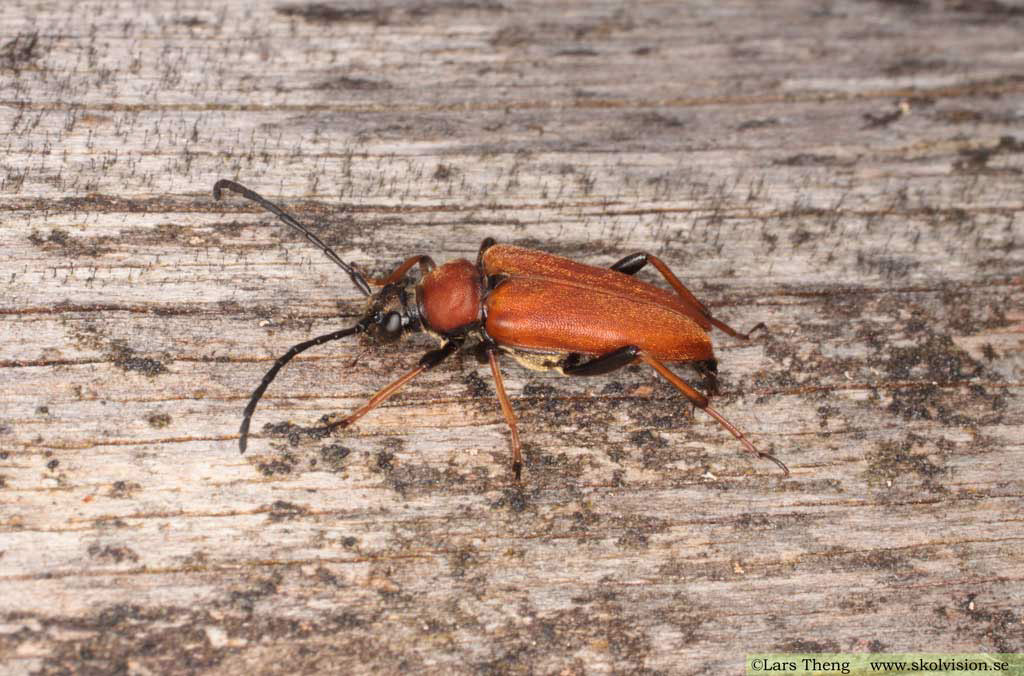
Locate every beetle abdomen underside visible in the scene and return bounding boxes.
[484,277,713,362]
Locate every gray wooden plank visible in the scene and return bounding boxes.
[1,0,1022,673]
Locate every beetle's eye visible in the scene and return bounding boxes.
[381,311,402,337]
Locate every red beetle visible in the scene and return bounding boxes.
[214,180,788,479]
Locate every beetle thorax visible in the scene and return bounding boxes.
[418,259,482,335]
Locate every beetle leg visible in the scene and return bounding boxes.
[636,350,789,476]
[476,237,496,269]
[364,254,436,286]
[609,252,648,276]
[565,348,720,399]
[692,359,720,396]
[319,339,461,432]
[611,252,755,339]
[561,345,640,376]
[486,346,523,480]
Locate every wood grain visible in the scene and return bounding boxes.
[1,1,1022,673]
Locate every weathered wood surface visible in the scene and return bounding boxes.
[1,0,1022,673]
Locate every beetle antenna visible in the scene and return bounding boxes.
[239,322,368,454]
[213,179,372,297]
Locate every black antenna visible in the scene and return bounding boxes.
[238,322,369,453]
[213,179,372,296]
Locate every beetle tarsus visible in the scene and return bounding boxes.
[760,451,790,476]
[637,351,787,476]
[513,461,522,481]
[743,322,768,339]
[706,405,789,476]
[320,417,353,432]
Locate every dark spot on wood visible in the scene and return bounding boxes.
[774,153,840,166]
[604,443,628,465]
[0,32,39,71]
[885,334,983,384]
[375,450,394,472]
[318,443,351,471]
[28,228,114,257]
[569,506,601,534]
[962,596,1020,653]
[615,529,648,549]
[738,117,779,131]
[474,599,653,672]
[856,251,920,280]
[275,4,390,25]
[866,435,946,484]
[883,58,948,76]
[313,76,391,91]
[447,545,480,578]
[312,566,346,588]
[266,420,331,447]
[953,136,1024,174]
[108,481,140,498]
[555,48,598,57]
[492,484,529,512]
[935,108,984,124]
[87,543,140,564]
[40,604,226,673]
[627,429,667,469]
[256,450,300,477]
[173,16,206,27]
[146,412,171,428]
[228,574,282,613]
[383,462,446,497]
[789,228,812,247]
[950,0,1024,18]
[407,1,507,19]
[490,25,532,47]
[109,342,168,377]
[266,500,309,522]
[462,370,490,398]
[778,638,842,653]
[432,163,454,181]
[630,111,686,128]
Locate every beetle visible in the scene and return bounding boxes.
[213,179,789,479]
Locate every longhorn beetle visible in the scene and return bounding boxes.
[213,179,788,479]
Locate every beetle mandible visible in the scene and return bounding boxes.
[213,179,788,479]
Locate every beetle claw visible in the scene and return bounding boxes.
[760,451,790,477]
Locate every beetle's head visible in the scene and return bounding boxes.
[362,280,422,344]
